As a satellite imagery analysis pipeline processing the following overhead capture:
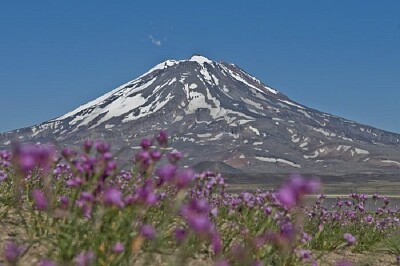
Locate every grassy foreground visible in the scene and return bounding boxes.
[0,131,400,266]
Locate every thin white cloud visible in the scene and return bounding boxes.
[148,34,161,46]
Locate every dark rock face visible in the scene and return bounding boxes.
[1,55,400,176]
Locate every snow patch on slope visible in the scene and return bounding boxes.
[190,55,213,65]
[249,126,260,136]
[255,157,301,168]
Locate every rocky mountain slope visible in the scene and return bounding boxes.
[1,55,400,176]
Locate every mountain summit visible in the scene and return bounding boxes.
[2,55,400,175]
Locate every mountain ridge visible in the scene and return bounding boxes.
[1,55,400,176]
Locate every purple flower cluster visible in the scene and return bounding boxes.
[1,130,399,266]
[4,241,25,264]
[276,175,320,209]
[32,189,49,211]
[13,144,55,174]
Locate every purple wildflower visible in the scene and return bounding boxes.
[276,185,297,209]
[211,233,222,254]
[112,242,124,254]
[59,196,69,209]
[155,164,176,186]
[174,227,187,242]
[180,199,213,235]
[384,196,390,205]
[80,191,94,202]
[83,140,93,153]
[128,180,158,206]
[156,130,168,146]
[61,148,76,159]
[188,213,210,234]
[104,187,124,208]
[95,141,110,154]
[0,150,12,160]
[102,152,113,161]
[119,170,132,181]
[140,138,153,150]
[13,144,55,174]
[210,207,218,217]
[276,175,320,209]
[167,151,183,164]
[150,150,162,161]
[135,150,151,170]
[297,249,312,260]
[32,189,49,211]
[264,206,272,216]
[175,169,194,189]
[66,177,83,188]
[4,241,25,264]
[141,224,156,240]
[280,222,295,243]
[343,233,356,246]
[300,232,312,243]
[74,250,95,266]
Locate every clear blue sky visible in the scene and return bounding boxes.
[1,1,399,133]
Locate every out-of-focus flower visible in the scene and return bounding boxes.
[119,170,132,181]
[112,242,124,254]
[175,169,194,189]
[83,140,93,153]
[141,224,156,240]
[167,151,183,164]
[150,150,162,161]
[32,189,49,211]
[0,150,12,160]
[384,196,390,205]
[104,187,124,208]
[264,206,272,216]
[300,232,312,244]
[74,250,95,266]
[297,249,312,260]
[4,241,25,264]
[95,141,110,154]
[181,199,213,235]
[155,164,176,186]
[135,150,152,172]
[140,138,153,150]
[174,227,187,243]
[61,148,76,159]
[210,207,218,217]
[364,215,374,224]
[276,175,320,209]
[59,196,69,209]
[156,130,168,146]
[343,233,356,246]
[279,222,295,243]
[126,180,158,206]
[13,144,55,174]
[66,177,83,187]
[211,233,222,254]
[80,191,94,202]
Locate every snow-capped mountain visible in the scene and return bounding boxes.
[2,55,400,176]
